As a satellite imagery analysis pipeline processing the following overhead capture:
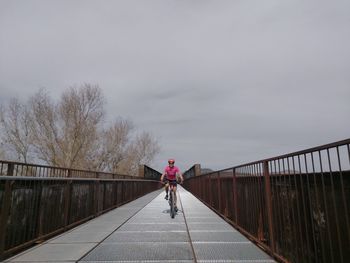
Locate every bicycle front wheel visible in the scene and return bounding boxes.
[170,190,175,218]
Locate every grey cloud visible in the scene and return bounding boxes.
[1,0,349,172]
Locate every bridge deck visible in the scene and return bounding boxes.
[6,187,275,263]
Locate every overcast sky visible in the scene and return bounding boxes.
[1,0,349,172]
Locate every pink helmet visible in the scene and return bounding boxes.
[168,159,175,164]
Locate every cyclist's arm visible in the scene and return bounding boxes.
[160,172,166,181]
[177,172,184,183]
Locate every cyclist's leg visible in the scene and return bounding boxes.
[163,177,169,199]
[173,185,178,211]
[168,180,177,209]
[164,182,169,199]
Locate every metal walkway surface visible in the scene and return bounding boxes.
[6,186,275,263]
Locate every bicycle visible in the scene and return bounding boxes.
[161,180,179,218]
[168,183,176,218]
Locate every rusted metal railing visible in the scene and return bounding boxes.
[143,165,162,180]
[0,161,161,260]
[0,160,133,179]
[183,138,350,263]
[183,164,201,180]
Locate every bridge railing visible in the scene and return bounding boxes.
[0,160,134,179]
[183,164,201,180]
[143,165,162,180]
[183,138,350,263]
[0,161,161,260]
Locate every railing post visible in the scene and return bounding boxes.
[64,180,72,229]
[233,168,238,224]
[0,180,13,260]
[36,181,44,238]
[209,174,212,206]
[94,180,100,216]
[7,163,14,176]
[263,161,275,253]
[218,172,222,213]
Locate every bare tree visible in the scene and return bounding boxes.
[57,84,105,168]
[0,141,8,160]
[0,84,160,176]
[0,98,33,162]
[117,131,160,176]
[86,118,133,172]
[29,85,105,168]
[29,89,61,166]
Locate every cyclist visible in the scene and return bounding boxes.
[160,159,184,212]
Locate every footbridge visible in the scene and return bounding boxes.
[1,138,349,263]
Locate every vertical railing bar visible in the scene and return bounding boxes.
[279,159,289,255]
[254,164,263,241]
[35,180,44,240]
[250,165,257,237]
[287,157,301,262]
[198,175,201,199]
[233,168,238,224]
[64,180,72,227]
[257,163,266,243]
[204,175,207,204]
[244,166,251,232]
[249,165,255,234]
[272,160,282,252]
[252,165,260,237]
[253,164,261,238]
[326,148,343,263]
[0,180,13,261]
[114,180,117,206]
[16,179,26,249]
[297,154,312,262]
[13,180,22,248]
[291,156,304,260]
[244,166,251,233]
[263,161,275,253]
[318,150,335,263]
[242,168,247,231]
[304,153,318,261]
[310,152,326,262]
[28,179,36,242]
[336,146,350,245]
[201,174,204,201]
[276,159,287,253]
[281,158,293,257]
[209,174,212,207]
[218,171,222,213]
[201,176,206,203]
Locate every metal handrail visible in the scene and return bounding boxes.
[183,138,350,263]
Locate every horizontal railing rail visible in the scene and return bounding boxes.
[0,176,161,260]
[0,160,133,179]
[183,138,350,263]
